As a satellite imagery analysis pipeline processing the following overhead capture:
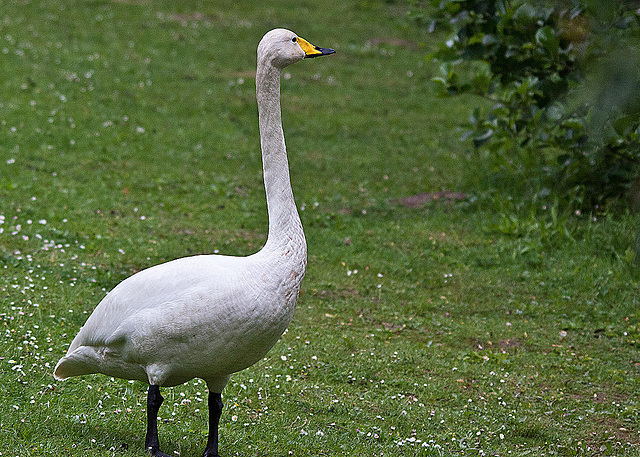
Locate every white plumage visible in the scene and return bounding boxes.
[54,29,334,457]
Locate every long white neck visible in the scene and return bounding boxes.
[256,59,307,258]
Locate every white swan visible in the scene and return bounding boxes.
[54,28,335,457]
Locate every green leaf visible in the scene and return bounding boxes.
[613,115,637,136]
[468,33,485,45]
[535,26,559,59]
[545,102,565,122]
[460,129,475,142]
[473,129,494,148]
[431,77,450,96]
[482,34,498,46]
[490,103,509,118]
[561,118,585,131]
[513,3,538,24]
[472,71,492,94]
[470,107,482,124]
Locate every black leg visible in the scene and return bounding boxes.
[145,385,171,457]
[202,392,223,457]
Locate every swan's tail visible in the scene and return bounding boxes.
[53,349,98,380]
[54,345,148,382]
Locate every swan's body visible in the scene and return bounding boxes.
[54,29,334,457]
[55,251,303,391]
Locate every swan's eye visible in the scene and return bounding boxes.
[291,36,297,43]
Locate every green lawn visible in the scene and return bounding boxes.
[1,0,639,455]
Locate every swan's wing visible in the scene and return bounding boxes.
[65,254,243,353]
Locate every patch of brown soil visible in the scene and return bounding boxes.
[394,191,467,208]
[586,416,640,447]
[499,339,521,348]
[380,322,406,333]
[312,288,360,299]
[467,337,521,350]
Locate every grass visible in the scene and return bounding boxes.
[1,0,639,455]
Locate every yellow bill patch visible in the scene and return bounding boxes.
[297,36,323,57]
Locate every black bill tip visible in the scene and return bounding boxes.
[306,46,336,58]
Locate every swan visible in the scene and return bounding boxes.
[54,28,335,457]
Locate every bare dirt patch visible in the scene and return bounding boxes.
[585,416,640,448]
[113,0,149,4]
[499,339,521,348]
[394,191,467,208]
[313,288,360,300]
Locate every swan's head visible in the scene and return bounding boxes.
[258,28,335,69]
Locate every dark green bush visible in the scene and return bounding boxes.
[413,0,640,210]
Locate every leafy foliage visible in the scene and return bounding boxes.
[414,0,640,209]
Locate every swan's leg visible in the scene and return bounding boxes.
[145,385,171,457]
[202,392,223,457]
